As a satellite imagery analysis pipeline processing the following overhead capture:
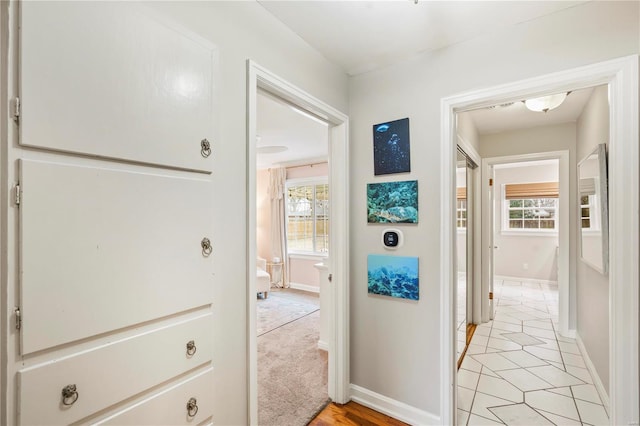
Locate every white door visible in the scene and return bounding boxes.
[481,161,497,323]
[488,165,496,320]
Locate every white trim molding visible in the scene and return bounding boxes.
[494,275,559,287]
[288,282,320,294]
[247,60,351,424]
[576,334,610,415]
[441,55,639,426]
[349,384,439,426]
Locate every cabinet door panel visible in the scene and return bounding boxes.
[18,314,213,426]
[94,368,214,425]
[20,2,216,172]
[20,160,214,354]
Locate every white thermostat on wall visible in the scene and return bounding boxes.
[382,228,403,249]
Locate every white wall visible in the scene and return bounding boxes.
[576,85,610,393]
[348,1,638,417]
[493,162,559,281]
[457,112,480,153]
[138,3,348,424]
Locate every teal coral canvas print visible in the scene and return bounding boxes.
[367,254,419,300]
[367,180,418,223]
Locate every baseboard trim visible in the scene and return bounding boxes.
[494,275,558,285]
[349,384,439,425]
[289,282,320,294]
[318,340,328,351]
[575,333,610,414]
[559,329,577,339]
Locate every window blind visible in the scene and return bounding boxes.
[505,182,559,199]
[457,187,466,200]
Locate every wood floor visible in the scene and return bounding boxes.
[308,401,408,426]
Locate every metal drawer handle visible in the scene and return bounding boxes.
[186,340,197,356]
[187,397,199,417]
[61,384,79,406]
[201,139,211,158]
[201,238,212,257]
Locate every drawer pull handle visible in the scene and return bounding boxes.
[186,397,199,417]
[61,384,79,406]
[201,238,212,257]
[201,139,211,158]
[186,340,197,356]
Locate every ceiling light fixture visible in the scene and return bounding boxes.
[524,92,570,113]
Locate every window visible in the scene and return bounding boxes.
[457,200,467,229]
[506,198,557,230]
[580,194,600,231]
[456,187,467,229]
[286,181,329,254]
[503,182,559,232]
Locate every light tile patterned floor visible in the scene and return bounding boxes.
[457,278,609,425]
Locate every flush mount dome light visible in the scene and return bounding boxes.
[257,145,288,154]
[524,92,569,113]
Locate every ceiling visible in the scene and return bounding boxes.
[255,1,594,167]
[463,86,596,135]
[257,90,328,169]
[258,0,587,76]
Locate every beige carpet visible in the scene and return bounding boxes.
[257,289,319,336]
[258,290,329,426]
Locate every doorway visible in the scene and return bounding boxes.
[247,61,350,424]
[255,88,330,424]
[441,56,639,425]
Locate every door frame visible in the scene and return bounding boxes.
[246,60,351,424]
[441,55,639,425]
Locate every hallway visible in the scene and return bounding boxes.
[457,278,609,425]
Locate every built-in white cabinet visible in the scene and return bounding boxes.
[19,160,214,354]
[8,2,219,424]
[20,2,217,172]
[18,314,213,425]
[94,368,214,426]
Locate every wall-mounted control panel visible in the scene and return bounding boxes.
[382,228,403,249]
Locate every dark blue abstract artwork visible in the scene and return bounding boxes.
[367,180,418,223]
[373,117,410,175]
[367,254,419,301]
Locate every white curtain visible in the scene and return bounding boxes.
[269,167,288,288]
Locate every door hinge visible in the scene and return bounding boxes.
[489,178,493,186]
[14,183,20,206]
[489,292,494,300]
[12,97,20,122]
[14,307,21,330]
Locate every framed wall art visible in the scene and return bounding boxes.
[373,117,410,175]
[367,254,419,300]
[367,180,418,223]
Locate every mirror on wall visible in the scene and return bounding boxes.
[456,149,467,364]
[456,146,477,368]
[578,143,609,274]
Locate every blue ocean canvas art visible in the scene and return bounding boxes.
[373,117,410,175]
[367,180,418,223]
[368,254,419,300]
